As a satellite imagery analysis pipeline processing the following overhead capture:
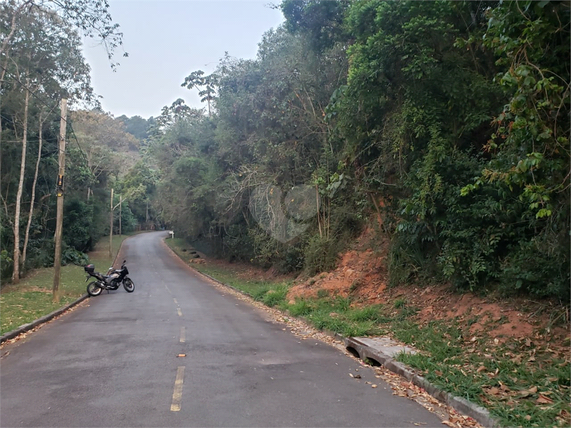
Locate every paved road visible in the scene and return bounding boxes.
[1,231,443,427]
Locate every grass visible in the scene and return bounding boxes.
[0,235,129,335]
[165,237,571,428]
[393,320,570,428]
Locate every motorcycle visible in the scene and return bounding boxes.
[84,260,135,296]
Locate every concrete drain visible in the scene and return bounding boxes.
[346,346,360,358]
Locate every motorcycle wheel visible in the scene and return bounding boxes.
[87,281,103,297]
[123,278,135,293]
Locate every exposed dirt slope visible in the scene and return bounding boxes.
[287,227,569,348]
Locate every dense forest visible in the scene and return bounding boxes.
[1,0,569,301]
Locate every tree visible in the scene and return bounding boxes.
[70,110,140,199]
[0,0,125,66]
[181,71,219,117]
[116,114,154,140]
[461,0,570,297]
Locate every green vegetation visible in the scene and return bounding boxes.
[0,235,128,335]
[395,322,570,428]
[0,1,140,286]
[3,1,568,301]
[146,0,569,302]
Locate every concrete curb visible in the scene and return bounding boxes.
[0,237,129,345]
[345,337,501,428]
[0,293,89,344]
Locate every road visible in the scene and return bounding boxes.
[0,231,443,427]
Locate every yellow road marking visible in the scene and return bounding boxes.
[164,283,172,294]
[173,298,178,305]
[170,366,185,412]
[180,327,186,343]
[177,308,182,317]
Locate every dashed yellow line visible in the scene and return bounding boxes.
[177,308,182,317]
[180,327,185,343]
[170,366,185,412]
[173,298,178,305]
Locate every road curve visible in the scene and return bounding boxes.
[0,231,443,427]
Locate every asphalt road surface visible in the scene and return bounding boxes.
[1,231,444,427]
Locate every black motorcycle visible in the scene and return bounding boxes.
[84,260,135,296]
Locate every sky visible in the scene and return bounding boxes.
[82,0,285,119]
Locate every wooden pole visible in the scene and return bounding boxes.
[53,98,67,302]
[119,195,122,236]
[109,188,114,259]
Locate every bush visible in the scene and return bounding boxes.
[304,235,339,276]
[62,246,89,266]
[261,284,289,307]
[63,198,95,252]
[0,250,13,282]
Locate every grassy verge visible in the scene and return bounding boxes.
[0,235,128,335]
[387,303,570,428]
[165,237,570,428]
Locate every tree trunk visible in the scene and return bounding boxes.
[22,112,44,268]
[12,80,30,283]
[109,188,114,259]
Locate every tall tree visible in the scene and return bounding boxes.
[181,71,219,117]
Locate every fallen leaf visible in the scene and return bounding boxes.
[371,384,377,388]
[177,353,186,357]
[477,366,487,373]
[524,415,532,421]
[536,394,554,404]
[519,386,538,398]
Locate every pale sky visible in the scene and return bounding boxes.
[82,0,285,119]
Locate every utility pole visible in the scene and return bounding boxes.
[109,188,114,259]
[53,98,67,303]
